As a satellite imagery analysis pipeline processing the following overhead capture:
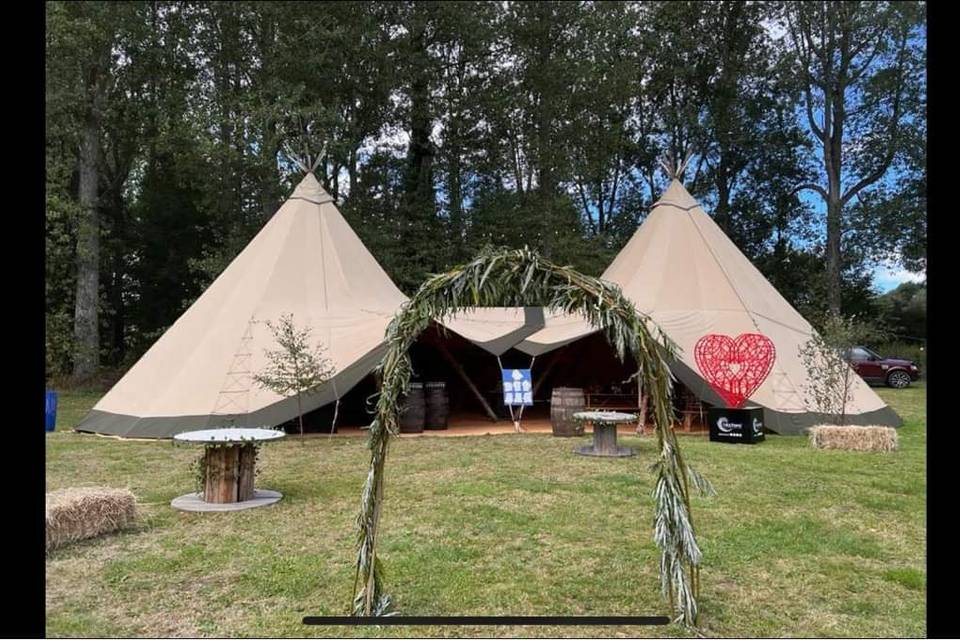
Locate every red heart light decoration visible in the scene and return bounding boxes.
[694,333,776,408]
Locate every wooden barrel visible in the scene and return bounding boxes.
[399,382,426,433]
[424,381,449,430]
[550,387,585,437]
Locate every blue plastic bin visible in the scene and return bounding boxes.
[45,391,58,432]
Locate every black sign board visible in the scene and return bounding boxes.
[707,406,765,444]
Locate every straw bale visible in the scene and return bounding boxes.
[46,487,139,552]
[808,425,898,452]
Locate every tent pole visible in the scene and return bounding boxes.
[637,388,648,436]
[531,349,562,397]
[513,355,536,433]
[497,355,518,431]
[329,378,340,438]
[636,364,646,435]
[436,341,499,422]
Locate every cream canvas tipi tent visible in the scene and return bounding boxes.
[514,179,901,434]
[77,173,408,438]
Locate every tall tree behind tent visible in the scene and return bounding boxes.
[463,1,598,275]
[564,1,650,243]
[392,1,447,292]
[278,1,398,286]
[46,2,121,380]
[430,1,500,258]
[45,3,84,376]
[187,1,295,289]
[125,4,213,355]
[46,1,159,377]
[632,2,818,264]
[781,0,926,316]
[694,1,814,261]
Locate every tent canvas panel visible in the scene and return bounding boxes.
[439,307,546,356]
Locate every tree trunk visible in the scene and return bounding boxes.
[818,3,846,319]
[72,68,104,380]
[330,163,341,201]
[533,7,556,200]
[260,134,281,220]
[839,366,851,426]
[109,247,125,365]
[296,392,304,443]
[348,146,358,199]
[405,76,434,210]
[399,12,436,285]
[103,176,127,366]
[825,193,843,317]
[447,143,463,251]
[715,165,731,234]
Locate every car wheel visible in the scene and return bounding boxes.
[887,370,912,389]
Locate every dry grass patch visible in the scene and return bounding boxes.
[46,487,139,552]
[809,425,898,452]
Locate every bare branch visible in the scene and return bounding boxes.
[841,29,911,205]
[574,178,597,235]
[282,142,308,173]
[310,143,327,173]
[847,21,890,83]
[785,6,826,141]
[793,182,828,201]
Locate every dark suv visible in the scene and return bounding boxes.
[844,346,921,389]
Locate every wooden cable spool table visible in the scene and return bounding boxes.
[572,411,638,458]
[171,428,285,512]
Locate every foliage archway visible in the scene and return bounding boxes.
[352,247,712,626]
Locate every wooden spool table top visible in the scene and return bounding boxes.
[171,428,285,512]
[173,427,286,444]
[572,411,638,424]
[573,411,638,458]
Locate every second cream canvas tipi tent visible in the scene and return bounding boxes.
[515,179,901,434]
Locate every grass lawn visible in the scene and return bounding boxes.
[45,383,925,637]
